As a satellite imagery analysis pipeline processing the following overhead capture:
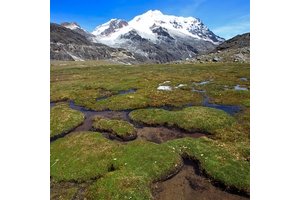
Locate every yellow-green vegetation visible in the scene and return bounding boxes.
[50,132,249,199]
[86,171,152,200]
[50,103,85,138]
[92,117,137,140]
[50,61,250,199]
[51,62,249,111]
[212,121,250,162]
[50,132,181,182]
[51,132,182,199]
[165,138,250,193]
[50,132,121,181]
[208,90,250,107]
[51,60,120,70]
[129,106,235,133]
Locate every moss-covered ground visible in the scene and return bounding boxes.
[51,132,182,199]
[51,62,249,111]
[92,116,137,140]
[50,103,85,138]
[165,138,250,193]
[50,61,250,199]
[129,106,235,133]
[51,132,249,199]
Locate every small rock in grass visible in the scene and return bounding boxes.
[212,57,220,62]
[157,85,172,91]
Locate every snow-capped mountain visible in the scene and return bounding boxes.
[50,23,145,63]
[55,10,225,63]
[93,19,128,36]
[91,10,224,62]
[61,22,96,41]
[61,22,81,30]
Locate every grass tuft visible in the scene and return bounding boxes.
[50,103,85,138]
[92,117,137,140]
[164,137,250,193]
[129,106,235,133]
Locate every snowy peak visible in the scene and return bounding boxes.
[131,9,197,26]
[61,22,96,41]
[61,22,81,30]
[93,10,224,45]
[129,10,223,43]
[135,9,164,19]
[92,19,128,36]
[128,10,198,39]
[88,10,225,63]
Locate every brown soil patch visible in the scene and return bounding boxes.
[137,127,207,143]
[50,181,89,200]
[152,159,249,200]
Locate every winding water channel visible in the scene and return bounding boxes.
[50,87,243,143]
[50,88,249,199]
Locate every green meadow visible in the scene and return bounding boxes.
[50,61,250,199]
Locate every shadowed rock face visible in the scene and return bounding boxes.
[195,33,250,63]
[120,30,149,42]
[215,33,250,52]
[119,30,177,63]
[100,20,128,36]
[61,22,96,41]
[117,28,216,63]
[50,23,147,63]
[151,25,174,40]
[186,19,224,43]
[51,23,91,45]
[118,29,215,63]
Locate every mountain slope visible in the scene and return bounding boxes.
[195,33,250,63]
[50,23,146,63]
[214,32,250,51]
[61,22,96,41]
[92,10,224,63]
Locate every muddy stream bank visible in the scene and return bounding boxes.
[152,157,249,200]
[50,100,207,143]
[50,87,242,143]
[51,89,249,199]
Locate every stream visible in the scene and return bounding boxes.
[50,100,207,143]
[152,157,249,200]
[191,88,242,115]
[50,87,242,142]
[50,89,249,199]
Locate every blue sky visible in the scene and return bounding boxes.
[51,0,249,39]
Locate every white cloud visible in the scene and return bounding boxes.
[177,0,207,17]
[212,16,250,39]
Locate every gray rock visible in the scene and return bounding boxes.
[215,33,250,52]
[212,57,220,62]
[61,22,96,41]
[50,23,146,63]
[98,19,128,36]
[194,33,250,63]
[117,30,216,63]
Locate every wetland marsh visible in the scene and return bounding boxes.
[50,62,250,200]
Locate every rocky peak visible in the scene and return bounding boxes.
[61,22,81,30]
[150,24,174,40]
[120,30,147,42]
[92,19,128,36]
